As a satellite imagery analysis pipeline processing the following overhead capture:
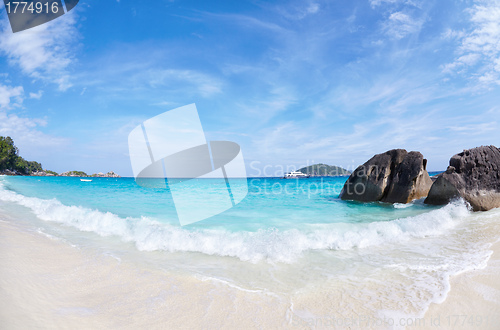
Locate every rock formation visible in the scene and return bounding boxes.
[297,164,351,177]
[60,171,87,177]
[58,171,121,178]
[92,171,121,178]
[425,146,500,211]
[340,149,433,204]
[0,169,21,176]
[32,171,56,176]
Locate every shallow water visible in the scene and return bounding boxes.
[0,174,498,322]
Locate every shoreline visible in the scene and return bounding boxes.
[0,218,288,329]
[424,240,500,329]
[1,211,499,329]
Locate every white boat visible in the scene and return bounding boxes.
[80,179,92,182]
[283,171,310,179]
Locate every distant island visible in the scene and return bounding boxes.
[31,170,121,178]
[297,163,351,177]
[0,136,120,178]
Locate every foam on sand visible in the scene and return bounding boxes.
[0,181,473,263]
[1,179,499,325]
[0,219,287,329]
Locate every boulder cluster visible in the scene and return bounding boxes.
[339,149,432,204]
[90,171,121,178]
[32,171,56,176]
[29,171,121,178]
[424,146,500,211]
[340,146,500,212]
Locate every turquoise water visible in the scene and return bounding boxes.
[1,173,498,319]
[1,175,437,231]
[0,172,469,263]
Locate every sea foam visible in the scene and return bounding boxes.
[0,180,472,263]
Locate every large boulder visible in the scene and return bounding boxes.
[425,146,500,211]
[340,149,433,203]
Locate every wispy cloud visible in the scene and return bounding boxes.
[250,98,499,173]
[29,90,43,99]
[0,110,68,157]
[447,121,497,133]
[231,82,297,124]
[272,1,320,20]
[383,11,425,39]
[148,69,222,97]
[0,84,23,109]
[370,0,422,8]
[0,85,65,152]
[0,11,79,91]
[442,0,500,87]
[200,12,288,34]
[1,0,497,175]
[75,48,224,100]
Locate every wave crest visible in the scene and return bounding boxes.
[0,181,470,263]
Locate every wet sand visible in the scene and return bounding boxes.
[1,215,499,329]
[0,219,288,329]
[424,241,500,330]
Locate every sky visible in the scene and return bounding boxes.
[0,0,499,177]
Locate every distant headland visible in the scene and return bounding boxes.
[32,170,121,178]
[297,163,351,177]
[0,136,121,178]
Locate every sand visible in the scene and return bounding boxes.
[1,216,499,329]
[0,219,289,329]
[424,241,500,330]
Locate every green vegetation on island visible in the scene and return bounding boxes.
[298,163,351,177]
[60,171,88,177]
[0,136,46,175]
[0,136,120,177]
[57,170,120,178]
[44,170,59,176]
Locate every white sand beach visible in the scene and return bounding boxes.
[1,212,499,329]
[0,218,288,329]
[424,241,500,330]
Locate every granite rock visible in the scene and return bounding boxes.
[425,146,500,211]
[340,149,433,203]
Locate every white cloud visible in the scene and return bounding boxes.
[74,46,225,100]
[150,101,177,107]
[231,83,297,125]
[370,0,421,9]
[383,11,424,39]
[0,111,68,152]
[0,84,24,109]
[148,69,222,97]
[0,11,79,91]
[447,122,497,133]
[0,83,65,160]
[265,1,320,21]
[442,53,481,73]
[307,3,320,14]
[443,0,500,87]
[249,101,500,173]
[29,90,43,99]
[203,12,287,33]
[370,0,400,6]
[442,28,466,40]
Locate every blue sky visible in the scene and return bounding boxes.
[0,0,499,176]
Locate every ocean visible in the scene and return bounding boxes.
[1,174,499,325]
